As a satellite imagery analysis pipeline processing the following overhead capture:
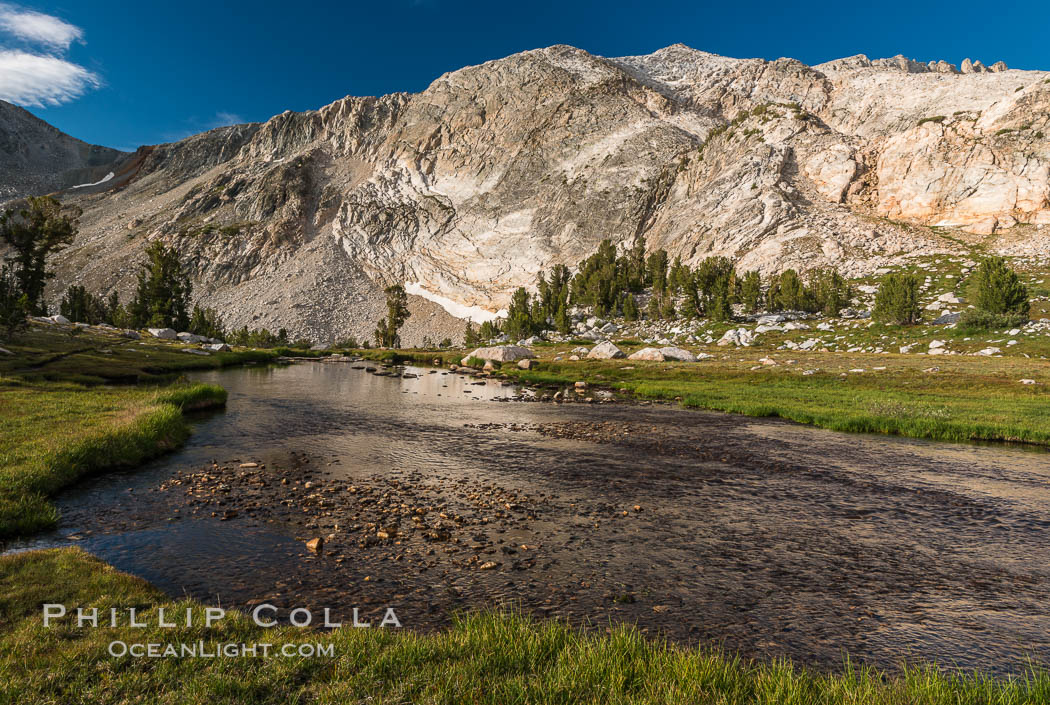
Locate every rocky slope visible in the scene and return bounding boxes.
[3,45,1049,344]
[0,100,130,201]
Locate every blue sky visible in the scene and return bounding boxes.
[2,0,1047,151]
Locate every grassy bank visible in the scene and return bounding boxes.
[0,324,280,384]
[354,344,1050,447]
[0,548,1047,704]
[504,353,1050,445]
[0,377,227,538]
[0,323,280,538]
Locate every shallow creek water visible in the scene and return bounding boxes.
[8,362,1050,675]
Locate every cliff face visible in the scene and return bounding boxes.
[4,45,1049,343]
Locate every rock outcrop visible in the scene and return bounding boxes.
[2,46,1048,343]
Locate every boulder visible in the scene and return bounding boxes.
[48,314,71,325]
[931,312,961,325]
[205,343,232,352]
[177,332,206,343]
[587,341,625,359]
[121,330,141,340]
[517,335,544,346]
[461,345,534,365]
[657,346,698,362]
[627,347,665,361]
[517,359,534,370]
[147,328,177,340]
[627,346,698,362]
[717,328,755,347]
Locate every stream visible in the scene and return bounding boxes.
[7,361,1050,675]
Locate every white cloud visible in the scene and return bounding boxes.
[0,3,82,50]
[212,111,243,127]
[0,6,98,107]
[0,49,99,106]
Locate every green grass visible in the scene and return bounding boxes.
[499,352,1050,446]
[0,376,227,537]
[2,548,1048,705]
[0,324,279,384]
[0,322,280,537]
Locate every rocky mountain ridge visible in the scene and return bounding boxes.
[0,100,129,202]
[3,45,1049,344]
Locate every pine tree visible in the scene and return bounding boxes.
[129,242,193,330]
[969,256,1029,316]
[873,272,921,325]
[189,305,226,340]
[504,287,535,340]
[627,237,647,291]
[0,196,78,315]
[768,269,807,312]
[646,250,669,295]
[555,300,570,334]
[622,292,639,321]
[464,319,479,347]
[373,284,410,347]
[739,271,762,313]
[808,268,851,316]
[659,293,675,320]
[0,265,28,339]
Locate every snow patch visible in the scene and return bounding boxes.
[71,172,114,189]
[405,282,506,322]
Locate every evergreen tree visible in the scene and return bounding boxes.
[464,319,479,347]
[622,292,639,321]
[504,287,536,340]
[570,239,619,315]
[694,257,735,320]
[768,269,807,312]
[873,272,922,325]
[188,305,226,340]
[627,237,648,291]
[968,256,1029,317]
[646,249,669,295]
[129,242,193,330]
[659,293,675,320]
[0,196,78,315]
[0,265,28,339]
[106,291,121,324]
[669,256,692,293]
[59,285,108,324]
[479,319,502,341]
[554,300,571,334]
[373,284,410,347]
[808,268,852,317]
[739,270,762,313]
